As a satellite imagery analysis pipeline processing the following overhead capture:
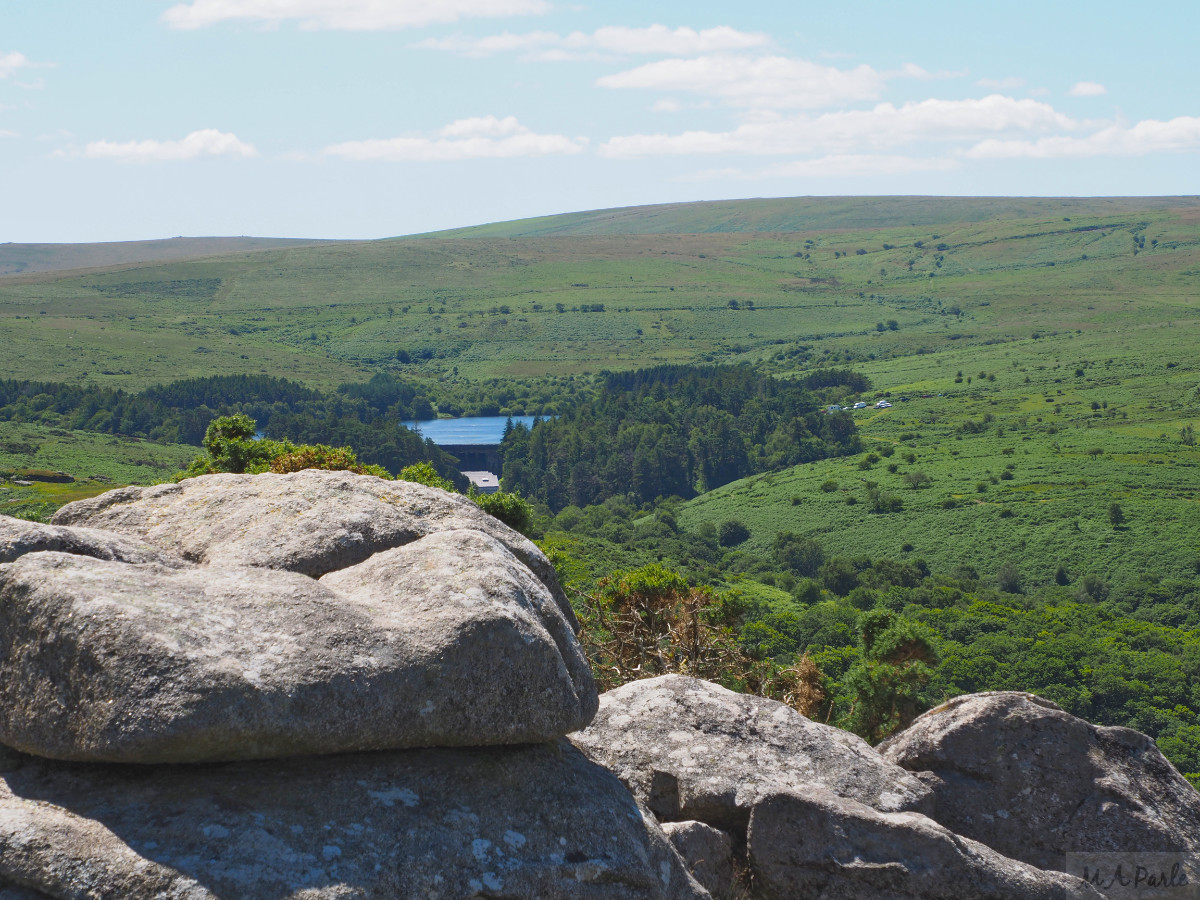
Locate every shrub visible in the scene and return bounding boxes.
[775,533,825,578]
[820,558,860,596]
[471,489,535,536]
[840,610,938,744]
[718,519,751,547]
[996,561,1023,594]
[577,564,825,714]
[870,491,904,513]
[398,461,455,492]
[1108,502,1126,527]
[1075,573,1110,603]
[179,414,390,481]
[821,479,839,493]
[270,444,390,478]
[903,470,932,490]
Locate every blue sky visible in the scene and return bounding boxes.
[3,0,1198,242]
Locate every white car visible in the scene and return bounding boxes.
[875,400,892,409]
[853,401,867,409]
[827,405,842,412]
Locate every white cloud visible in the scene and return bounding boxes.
[765,154,957,177]
[598,54,886,109]
[600,95,1076,158]
[892,63,967,80]
[1068,81,1107,97]
[977,76,1025,90]
[82,129,258,162]
[674,154,955,182]
[414,25,770,60]
[162,0,549,31]
[0,129,18,139]
[0,52,30,78]
[967,116,1200,159]
[0,51,51,79]
[652,98,683,113]
[324,116,586,161]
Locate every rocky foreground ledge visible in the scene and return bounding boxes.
[1,470,1198,899]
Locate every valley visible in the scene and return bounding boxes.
[2,195,1198,780]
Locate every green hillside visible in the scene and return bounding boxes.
[1,197,1199,390]
[414,195,1200,238]
[0,236,338,278]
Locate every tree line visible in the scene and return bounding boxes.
[0,374,460,481]
[498,364,861,511]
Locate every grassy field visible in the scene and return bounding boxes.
[675,315,1200,592]
[0,237,338,278]
[0,423,199,519]
[0,197,1197,389]
[416,195,1200,238]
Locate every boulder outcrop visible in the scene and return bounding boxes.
[0,515,180,566]
[747,786,1103,900]
[572,674,931,835]
[49,471,574,624]
[0,884,50,900]
[0,530,595,763]
[660,822,735,900]
[880,692,1200,876]
[9,472,1200,899]
[0,739,707,900]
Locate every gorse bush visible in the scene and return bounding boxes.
[575,563,825,716]
[178,413,389,480]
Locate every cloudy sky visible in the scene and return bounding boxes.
[3,0,1198,242]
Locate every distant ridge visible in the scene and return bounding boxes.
[411,195,1200,239]
[0,236,340,278]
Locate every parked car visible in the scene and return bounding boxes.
[853,401,868,409]
[827,405,842,412]
[875,400,893,409]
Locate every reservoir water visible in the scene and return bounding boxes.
[402,415,540,445]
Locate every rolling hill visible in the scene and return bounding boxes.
[0,236,340,279]
[1,196,1198,390]
[412,195,1200,238]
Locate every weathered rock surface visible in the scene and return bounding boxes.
[880,692,1200,873]
[50,470,575,626]
[572,675,931,837]
[0,881,51,900]
[0,530,596,763]
[748,787,1104,900]
[661,822,734,900]
[0,739,708,900]
[0,514,180,566]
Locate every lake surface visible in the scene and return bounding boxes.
[402,415,540,445]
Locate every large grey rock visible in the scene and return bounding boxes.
[879,692,1200,875]
[0,514,180,566]
[0,882,50,900]
[50,470,576,628]
[0,531,596,763]
[747,787,1103,900]
[0,739,709,900]
[660,822,735,900]
[572,675,931,838]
